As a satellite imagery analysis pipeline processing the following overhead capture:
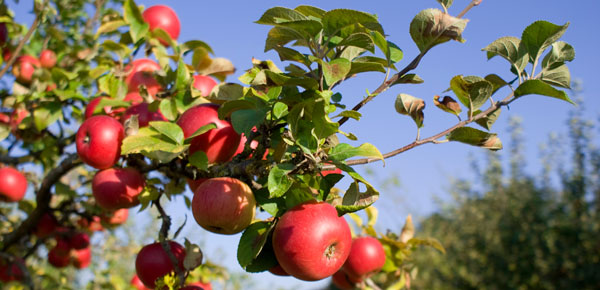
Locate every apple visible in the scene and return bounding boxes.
[53,238,72,256]
[268,264,290,276]
[131,274,151,290]
[85,92,143,119]
[48,244,71,268]
[46,83,57,91]
[142,5,181,45]
[125,58,161,97]
[35,213,58,238]
[331,270,357,290]
[12,55,40,84]
[193,75,217,97]
[186,178,208,194]
[0,256,24,283]
[272,201,352,281]
[2,47,12,62]
[135,241,186,288]
[76,115,124,169]
[342,236,386,281]
[101,208,129,226]
[177,104,242,164]
[191,177,256,235]
[92,167,145,210]
[78,216,104,232]
[68,232,90,250]
[0,113,9,123]
[121,102,167,127]
[188,282,212,290]
[0,23,7,45]
[39,49,57,68]
[71,247,92,269]
[9,108,28,132]
[0,166,27,202]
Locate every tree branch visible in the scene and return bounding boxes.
[0,6,43,80]
[154,198,186,288]
[1,154,82,251]
[84,0,106,36]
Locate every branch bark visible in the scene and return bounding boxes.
[0,7,43,80]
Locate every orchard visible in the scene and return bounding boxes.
[0,0,580,289]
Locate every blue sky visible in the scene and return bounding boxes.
[8,0,600,289]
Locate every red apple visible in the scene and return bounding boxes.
[191,177,256,235]
[142,5,181,45]
[177,104,242,164]
[0,23,7,45]
[183,282,212,290]
[101,208,129,226]
[187,178,208,194]
[71,247,92,269]
[92,167,145,210]
[135,241,186,288]
[0,113,9,123]
[331,270,357,290]
[12,55,40,84]
[46,83,57,91]
[272,201,352,281]
[78,216,104,232]
[0,166,27,202]
[35,213,58,238]
[321,164,342,176]
[76,115,124,169]
[193,75,217,97]
[53,238,72,256]
[2,47,12,62]
[125,58,161,97]
[342,236,386,281]
[234,133,267,160]
[48,245,71,268]
[268,264,290,276]
[121,102,167,127]
[68,232,90,250]
[131,274,151,290]
[85,93,143,119]
[9,108,28,132]
[39,49,57,68]
[0,256,24,283]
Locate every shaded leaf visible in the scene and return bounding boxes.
[208,83,244,102]
[95,19,125,38]
[395,93,425,128]
[184,123,217,143]
[482,36,528,74]
[329,143,383,162]
[408,237,446,254]
[541,41,575,70]
[237,221,275,269]
[189,151,208,171]
[123,0,149,42]
[335,181,379,215]
[256,7,307,25]
[446,127,503,150]
[434,95,462,116]
[484,74,509,95]
[541,64,571,88]
[474,108,501,131]
[149,121,184,145]
[410,8,467,52]
[393,73,424,86]
[514,79,573,104]
[322,9,383,37]
[268,163,295,198]
[521,21,569,63]
[33,101,62,131]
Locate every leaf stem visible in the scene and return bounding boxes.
[457,0,483,19]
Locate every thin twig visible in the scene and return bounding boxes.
[0,14,41,80]
[84,0,106,36]
[457,0,483,18]
[154,198,186,287]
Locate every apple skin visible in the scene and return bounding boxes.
[68,232,90,250]
[268,264,290,276]
[101,208,129,226]
[12,55,40,84]
[177,104,242,164]
[0,257,25,283]
[130,274,152,290]
[48,245,71,268]
[135,241,186,289]
[0,166,27,202]
[125,58,161,97]
[85,92,143,119]
[193,75,217,97]
[188,282,212,290]
[35,213,58,238]
[142,5,181,45]
[0,23,7,45]
[331,270,357,290]
[77,216,104,232]
[39,49,57,68]
[187,178,208,194]
[342,236,386,281]
[76,115,124,169]
[0,113,9,123]
[71,247,92,269]
[191,177,256,235]
[121,102,167,127]
[92,167,145,210]
[272,201,352,281]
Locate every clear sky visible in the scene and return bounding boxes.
[8,0,600,289]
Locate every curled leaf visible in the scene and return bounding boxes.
[395,93,425,128]
[399,215,414,243]
[433,95,461,116]
[446,127,503,150]
[410,8,468,52]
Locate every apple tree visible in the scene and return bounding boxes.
[0,0,576,289]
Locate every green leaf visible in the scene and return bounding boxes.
[335,180,379,215]
[482,36,528,74]
[437,0,454,10]
[541,64,570,88]
[0,124,9,142]
[348,61,386,75]
[149,121,184,145]
[33,101,62,131]
[123,0,149,43]
[273,47,311,67]
[393,74,424,86]
[370,31,403,65]
[268,163,295,198]
[338,33,375,53]
[208,83,244,102]
[294,5,326,19]
[434,95,462,116]
[189,151,208,171]
[231,107,268,136]
[474,108,501,131]
[410,9,467,52]
[484,74,509,95]
[521,21,569,63]
[181,40,214,55]
[446,127,503,150]
[95,19,126,38]
[264,70,319,90]
[449,75,493,111]
[395,94,425,128]
[334,110,361,121]
[322,58,351,87]
[329,143,383,163]
[514,79,573,104]
[51,67,78,81]
[256,7,307,25]
[184,123,217,143]
[121,127,189,162]
[264,26,305,52]
[175,59,190,91]
[277,20,323,39]
[322,9,383,37]
[408,237,446,254]
[541,41,575,70]
[158,99,178,121]
[273,102,288,119]
[237,221,275,269]
[312,100,339,139]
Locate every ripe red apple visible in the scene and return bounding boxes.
[331,270,357,290]
[0,256,24,283]
[125,58,161,97]
[0,166,27,202]
[46,83,57,91]
[0,113,9,123]
[71,247,92,269]
[85,93,143,119]
[76,115,124,169]
[272,201,352,281]
[53,238,72,256]
[92,167,145,210]
[142,5,181,45]
[35,213,58,238]
[101,208,129,226]
[342,236,386,281]
[48,245,71,268]
[131,274,151,290]
[77,216,104,232]
[9,108,28,132]
[191,177,256,235]
[39,49,57,68]
[121,102,167,127]
[183,282,212,290]
[193,75,217,97]
[177,104,242,164]
[12,55,40,84]
[269,264,290,276]
[135,241,186,288]
[186,178,208,194]
[68,232,90,250]
[0,23,7,45]
[2,47,12,62]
